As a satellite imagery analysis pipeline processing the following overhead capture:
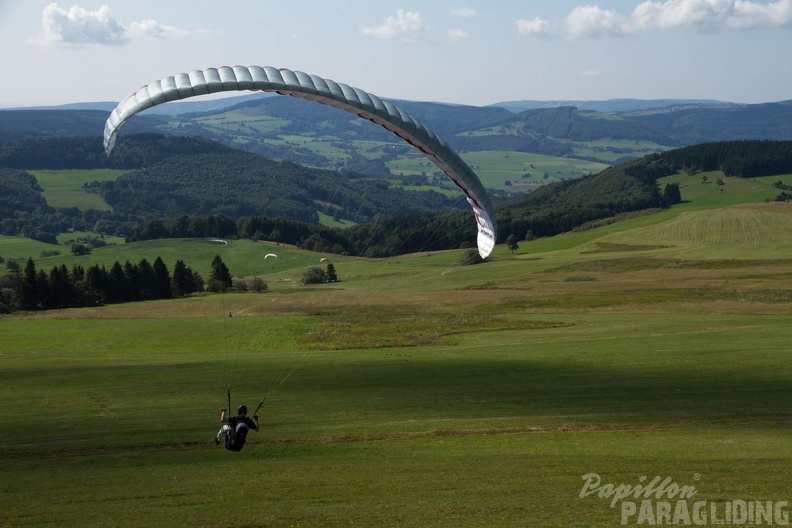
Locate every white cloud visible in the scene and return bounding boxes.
[517,16,552,37]
[128,19,189,39]
[565,5,627,38]
[35,3,193,47]
[727,0,792,28]
[565,0,792,38]
[581,69,602,78]
[447,28,469,40]
[38,3,128,46]
[450,8,477,18]
[362,10,424,40]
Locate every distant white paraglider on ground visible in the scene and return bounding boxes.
[103,65,497,258]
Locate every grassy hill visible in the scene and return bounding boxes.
[2,174,792,526]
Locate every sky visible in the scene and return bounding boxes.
[0,0,791,107]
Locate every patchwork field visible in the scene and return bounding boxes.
[2,190,792,526]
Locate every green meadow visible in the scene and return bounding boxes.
[28,169,126,210]
[387,150,609,190]
[2,171,792,526]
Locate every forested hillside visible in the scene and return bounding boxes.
[492,139,792,242]
[0,110,164,142]
[92,148,462,224]
[626,101,792,144]
[2,128,791,258]
[658,140,792,177]
[0,135,468,243]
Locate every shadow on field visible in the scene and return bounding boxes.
[3,354,790,457]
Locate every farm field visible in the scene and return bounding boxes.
[28,169,127,210]
[387,150,609,190]
[564,138,672,163]
[2,187,792,526]
[137,106,613,190]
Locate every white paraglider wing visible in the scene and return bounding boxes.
[264,253,279,259]
[104,66,497,258]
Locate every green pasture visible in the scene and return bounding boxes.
[28,169,126,210]
[4,167,792,526]
[56,230,126,246]
[0,234,62,262]
[2,280,792,526]
[25,238,339,283]
[565,138,671,163]
[317,212,357,229]
[659,171,782,209]
[189,110,289,135]
[387,150,609,191]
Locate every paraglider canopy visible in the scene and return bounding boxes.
[264,253,279,259]
[319,257,329,263]
[103,65,497,258]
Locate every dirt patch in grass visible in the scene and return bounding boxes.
[294,314,572,349]
[580,242,671,254]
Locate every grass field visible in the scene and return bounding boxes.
[564,139,672,163]
[28,169,127,210]
[387,151,609,190]
[3,177,792,526]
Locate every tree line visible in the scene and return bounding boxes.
[0,255,238,313]
[657,140,792,177]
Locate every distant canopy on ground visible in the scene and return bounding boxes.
[103,65,497,258]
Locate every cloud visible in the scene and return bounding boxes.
[449,8,477,18]
[564,0,792,38]
[38,3,128,46]
[128,19,189,39]
[517,16,552,37]
[35,3,192,47]
[565,5,627,38]
[362,9,424,40]
[447,28,469,40]
[581,69,602,78]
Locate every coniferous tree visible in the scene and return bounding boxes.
[171,260,195,297]
[325,263,337,282]
[106,262,128,303]
[19,258,39,311]
[153,257,172,299]
[36,270,48,310]
[123,261,142,302]
[209,255,232,291]
[663,183,682,205]
[137,258,155,300]
[85,265,107,304]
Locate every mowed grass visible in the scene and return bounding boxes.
[1,295,791,526]
[27,169,127,210]
[3,174,792,526]
[0,234,63,262]
[3,212,792,526]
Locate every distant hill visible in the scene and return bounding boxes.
[4,93,276,116]
[509,106,672,143]
[3,97,792,173]
[492,98,727,113]
[0,134,471,244]
[625,101,792,144]
[2,134,792,257]
[0,109,164,141]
